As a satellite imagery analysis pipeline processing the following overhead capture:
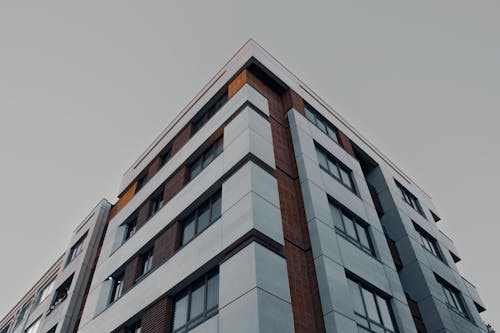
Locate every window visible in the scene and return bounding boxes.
[126,320,141,333]
[24,317,41,333]
[135,173,147,192]
[160,147,171,167]
[395,181,425,217]
[188,138,223,181]
[139,248,154,278]
[149,192,164,218]
[124,216,138,242]
[192,92,228,134]
[35,279,55,305]
[436,275,470,319]
[304,102,339,144]
[15,302,30,327]
[67,235,86,265]
[329,201,374,255]
[109,273,124,304]
[172,270,219,332]
[347,277,397,333]
[413,223,443,260]
[316,145,356,192]
[50,275,73,310]
[181,191,222,246]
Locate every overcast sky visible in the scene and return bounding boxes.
[0,0,498,328]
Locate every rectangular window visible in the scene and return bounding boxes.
[181,191,222,246]
[395,181,425,217]
[139,249,154,277]
[67,234,86,265]
[413,223,443,260]
[35,279,55,305]
[436,275,470,320]
[329,201,374,255]
[149,192,164,218]
[15,303,30,327]
[192,92,228,134]
[304,102,339,144]
[347,276,397,333]
[124,216,138,242]
[160,147,171,167]
[316,145,356,192]
[24,317,41,333]
[50,275,73,310]
[188,138,223,181]
[109,273,124,304]
[172,270,219,332]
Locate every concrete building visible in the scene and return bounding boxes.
[0,200,111,333]
[1,40,489,333]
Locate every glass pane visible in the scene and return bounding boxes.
[206,273,219,309]
[316,149,328,169]
[339,168,352,189]
[327,125,339,143]
[211,192,222,222]
[343,214,358,240]
[361,288,381,323]
[203,146,214,167]
[376,295,395,330]
[190,158,202,180]
[348,279,365,315]
[214,138,223,156]
[189,281,206,319]
[356,224,371,250]
[327,159,340,179]
[197,201,211,232]
[305,107,315,123]
[182,214,196,245]
[317,118,327,133]
[329,204,344,230]
[173,293,188,330]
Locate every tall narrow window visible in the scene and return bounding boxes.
[329,201,374,255]
[67,234,86,265]
[139,248,154,277]
[347,277,397,333]
[109,273,124,304]
[149,192,164,218]
[188,138,223,181]
[50,275,73,310]
[15,303,30,327]
[181,191,222,246]
[172,270,219,332]
[395,181,425,217]
[436,275,470,320]
[124,216,138,242]
[316,145,356,192]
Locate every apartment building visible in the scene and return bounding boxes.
[0,200,111,333]
[1,40,488,333]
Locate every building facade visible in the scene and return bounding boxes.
[1,40,488,333]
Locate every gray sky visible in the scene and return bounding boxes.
[1,0,498,328]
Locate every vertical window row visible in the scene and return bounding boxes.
[188,137,223,181]
[304,102,339,144]
[172,270,219,333]
[316,145,356,192]
[347,277,397,333]
[182,191,222,246]
[329,201,374,255]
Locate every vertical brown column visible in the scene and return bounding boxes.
[337,130,356,158]
[153,221,182,268]
[122,256,142,292]
[141,296,173,333]
[227,68,326,333]
[136,201,152,229]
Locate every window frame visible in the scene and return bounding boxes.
[191,92,228,135]
[66,233,87,265]
[316,145,357,193]
[304,102,340,144]
[34,279,55,306]
[395,181,426,217]
[109,273,125,304]
[172,270,219,333]
[188,137,223,181]
[149,191,164,218]
[139,248,154,278]
[181,190,222,246]
[329,200,375,256]
[413,223,443,261]
[436,275,471,320]
[124,216,138,242]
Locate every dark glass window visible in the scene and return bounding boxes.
[136,173,147,192]
[127,320,141,333]
[395,181,425,217]
[188,138,223,181]
[124,216,138,241]
[67,234,86,265]
[436,275,470,320]
[316,145,356,192]
[15,303,30,327]
[172,270,219,332]
[347,277,397,333]
[181,191,222,246]
[192,92,228,134]
[109,273,124,304]
[35,279,55,305]
[304,103,339,144]
[160,147,171,167]
[139,249,154,277]
[149,192,164,218]
[50,275,73,310]
[329,201,374,255]
[413,223,443,260]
